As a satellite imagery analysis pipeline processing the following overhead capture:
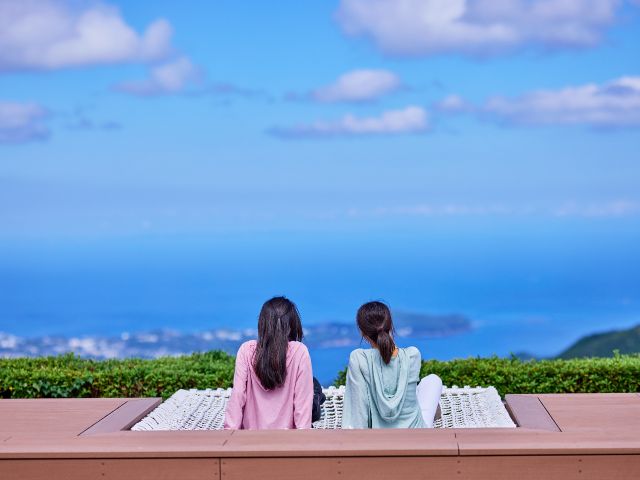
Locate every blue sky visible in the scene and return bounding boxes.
[1,0,640,352]
[1,0,639,240]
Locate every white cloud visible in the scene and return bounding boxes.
[355,203,517,217]
[336,0,623,56]
[479,76,640,127]
[312,69,401,102]
[0,0,173,71]
[553,200,640,217]
[435,94,472,113]
[269,105,429,138]
[0,101,49,144]
[114,57,203,96]
[346,200,640,218]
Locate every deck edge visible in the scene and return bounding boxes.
[505,395,560,432]
[80,398,161,436]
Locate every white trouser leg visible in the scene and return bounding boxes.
[416,374,443,428]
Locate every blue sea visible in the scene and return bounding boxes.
[1,220,639,384]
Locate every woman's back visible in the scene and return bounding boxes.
[224,339,313,430]
[342,346,426,429]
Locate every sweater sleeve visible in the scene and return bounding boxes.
[293,345,314,429]
[408,346,423,382]
[342,350,370,429]
[224,343,249,429]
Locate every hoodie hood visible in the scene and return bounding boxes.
[365,348,410,421]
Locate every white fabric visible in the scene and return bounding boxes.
[132,385,516,430]
[416,374,443,428]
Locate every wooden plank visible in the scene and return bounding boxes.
[0,431,234,458]
[0,458,219,480]
[81,398,162,435]
[505,394,560,431]
[538,393,639,400]
[456,430,640,455]
[0,399,125,436]
[540,394,640,433]
[221,428,458,457]
[458,454,640,480]
[221,457,458,480]
[221,455,640,480]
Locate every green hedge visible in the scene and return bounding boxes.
[0,352,235,399]
[2,352,639,400]
[336,353,640,397]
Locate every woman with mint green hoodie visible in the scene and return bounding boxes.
[342,301,443,429]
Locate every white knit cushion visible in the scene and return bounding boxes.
[132,385,516,430]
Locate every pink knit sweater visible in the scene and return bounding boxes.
[224,340,314,430]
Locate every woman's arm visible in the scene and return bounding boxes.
[293,346,314,429]
[342,350,370,429]
[224,343,249,429]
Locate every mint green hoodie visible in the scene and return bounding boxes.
[342,346,425,429]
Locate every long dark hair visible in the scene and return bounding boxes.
[357,301,396,364]
[253,296,304,390]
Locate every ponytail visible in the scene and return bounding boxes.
[356,301,396,364]
[375,329,396,364]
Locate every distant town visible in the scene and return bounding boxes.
[0,312,471,359]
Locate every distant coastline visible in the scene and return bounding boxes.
[0,311,472,359]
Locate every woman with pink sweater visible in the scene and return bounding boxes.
[224,297,315,430]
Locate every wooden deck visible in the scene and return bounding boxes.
[1,393,639,479]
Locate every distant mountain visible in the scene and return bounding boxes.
[305,311,471,348]
[558,324,640,359]
[394,311,471,336]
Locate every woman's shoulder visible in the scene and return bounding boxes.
[401,346,422,361]
[237,340,257,356]
[288,340,309,355]
[348,348,369,364]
